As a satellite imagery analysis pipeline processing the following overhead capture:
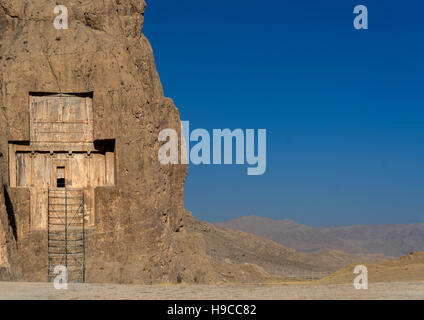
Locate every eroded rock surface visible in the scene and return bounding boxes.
[0,0,187,284]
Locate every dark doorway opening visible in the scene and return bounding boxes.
[57,178,66,188]
[57,166,65,188]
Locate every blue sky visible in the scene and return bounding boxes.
[143,0,424,226]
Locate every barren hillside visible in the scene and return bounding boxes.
[318,252,424,284]
[216,215,424,256]
[185,212,383,279]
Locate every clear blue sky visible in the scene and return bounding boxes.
[143,0,424,226]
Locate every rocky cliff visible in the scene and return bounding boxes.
[0,0,287,285]
[0,0,187,284]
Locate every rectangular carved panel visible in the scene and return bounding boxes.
[30,94,93,145]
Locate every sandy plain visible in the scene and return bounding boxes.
[0,281,423,300]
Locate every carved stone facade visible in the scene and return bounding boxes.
[8,94,115,230]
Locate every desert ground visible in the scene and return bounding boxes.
[0,281,423,300]
[3,252,423,300]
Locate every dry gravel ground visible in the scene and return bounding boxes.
[0,281,423,300]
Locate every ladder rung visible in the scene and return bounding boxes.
[48,257,84,262]
[49,236,84,238]
[49,260,84,262]
[48,266,84,269]
[49,218,84,220]
[48,264,84,267]
[49,222,83,230]
[48,271,84,274]
[49,248,84,251]
[49,228,84,231]
[49,230,84,232]
[48,270,84,274]
[48,210,85,214]
[49,253,84,256]
[49,201,83,203]
[48,245,84,248]
[49,223,84,225]
[49,239,84,242]
[49,230,83,232]
[49,196,83,199]
[49,241,84,243]
[49,254,84,257]
[49,203,83,206]
[49,233,84,235]
[49,233,84,236]
[49,190,83,192]
[49,214,85,217]
[49,235,84,237]
[49,254,83,257]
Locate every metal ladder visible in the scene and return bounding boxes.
[47,188,86,283]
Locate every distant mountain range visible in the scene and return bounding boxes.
[185,212,389,279]
[215,215,424,257]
